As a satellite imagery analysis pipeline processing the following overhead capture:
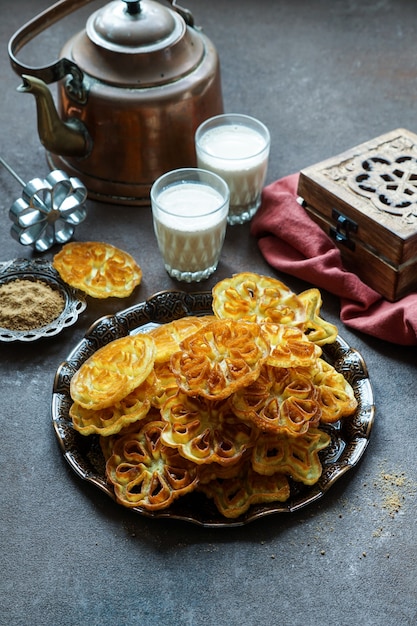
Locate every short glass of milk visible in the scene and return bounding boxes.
[150,168,230,282]
[195,113,270,225]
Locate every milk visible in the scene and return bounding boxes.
[196,122,269,224]
[152,181,228,281]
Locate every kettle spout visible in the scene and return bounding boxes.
[18,74,89,158]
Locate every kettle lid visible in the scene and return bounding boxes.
[73,0,204,87]
[88,0,181,52]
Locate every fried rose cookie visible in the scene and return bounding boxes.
[199,463,290,518]
[170,318,270,400]
[160,392,257,466]
[70,373,155,436]
[298,288,338,346]
[212,272,306,327]
[260,323,322,368]
[106,420,199,510]
[53,241,142,298]
[252,427,331,485]
[70,334,156,410]
[149,315,215,363]
[231,365,322,436]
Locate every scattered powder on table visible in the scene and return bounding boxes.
[373,465,416,519]
[0,278,65,331]
[378,471,407,517]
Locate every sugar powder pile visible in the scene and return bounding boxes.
[0,278,65,331]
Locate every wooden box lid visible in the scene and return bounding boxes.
[297,128,417,268]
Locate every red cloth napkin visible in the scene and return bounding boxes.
[250,173,417,345]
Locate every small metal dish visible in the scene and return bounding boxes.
[0,257,87,342]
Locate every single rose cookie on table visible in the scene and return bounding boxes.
[53,241,142,298]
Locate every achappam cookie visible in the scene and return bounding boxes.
[70,373,155,436]
[309,358,358,423]
[70,334,156,410]
[199,463,290,519]
[252,427,331,485]
[106,419,199,510]
[170,318,270,400]
[298,288,338,346]
[149,316,215,363]
[212,272,306,327]
[212,273,338,348]
[231,365,322,436]
[260,322,322,368]
[160,392,257,466]
[53,241,142,298]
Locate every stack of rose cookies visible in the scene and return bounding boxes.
[69,272,357,519]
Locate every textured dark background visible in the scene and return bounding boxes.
[1,1,416,625]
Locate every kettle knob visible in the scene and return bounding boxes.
[122,0,141,15]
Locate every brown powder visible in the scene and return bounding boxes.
[0,278,65,331]
[373,465,416,519]
[379,471,407,517]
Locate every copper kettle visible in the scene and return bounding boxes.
[9,0,224,205]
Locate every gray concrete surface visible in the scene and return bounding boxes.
[1,1,416,625]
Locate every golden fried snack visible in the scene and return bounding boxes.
[298,288,338,345]
[171,318,270,400]
[99,408,160,461]
[67,271,358,519]
[310,358,358,423]
[149,316,214,363]
[53,241,142,298]
[261,323,321,368]
[212,272,306,326]
[252,427,331,485]
[149,360,179,408]
[106,420,199,510]
[70,373,155,436]
[229,364,276,417]
[197,454,250,485]
[199,463,290,518]
[160,392,257,466]
[231,366,321,436]
[70,334,156,410]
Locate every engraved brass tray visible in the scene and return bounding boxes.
[52,290,375,527]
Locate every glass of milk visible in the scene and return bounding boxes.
[195,113,270,225]
[150,168,230,282]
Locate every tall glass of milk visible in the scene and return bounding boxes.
[195,114,270,225]
[150,168,230,282]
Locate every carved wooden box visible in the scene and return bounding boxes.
[297,128,417,301]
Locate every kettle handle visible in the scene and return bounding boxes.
[8,0,98,97]
[170,0,194,27]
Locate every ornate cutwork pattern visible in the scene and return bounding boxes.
[324,135,417,224]
[349,155,417,220]
[52,292,375,527]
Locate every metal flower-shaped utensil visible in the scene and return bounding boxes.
[1,158,87,252]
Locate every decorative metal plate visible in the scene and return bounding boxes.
[52,290,375,527]
[0,258,86,342]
